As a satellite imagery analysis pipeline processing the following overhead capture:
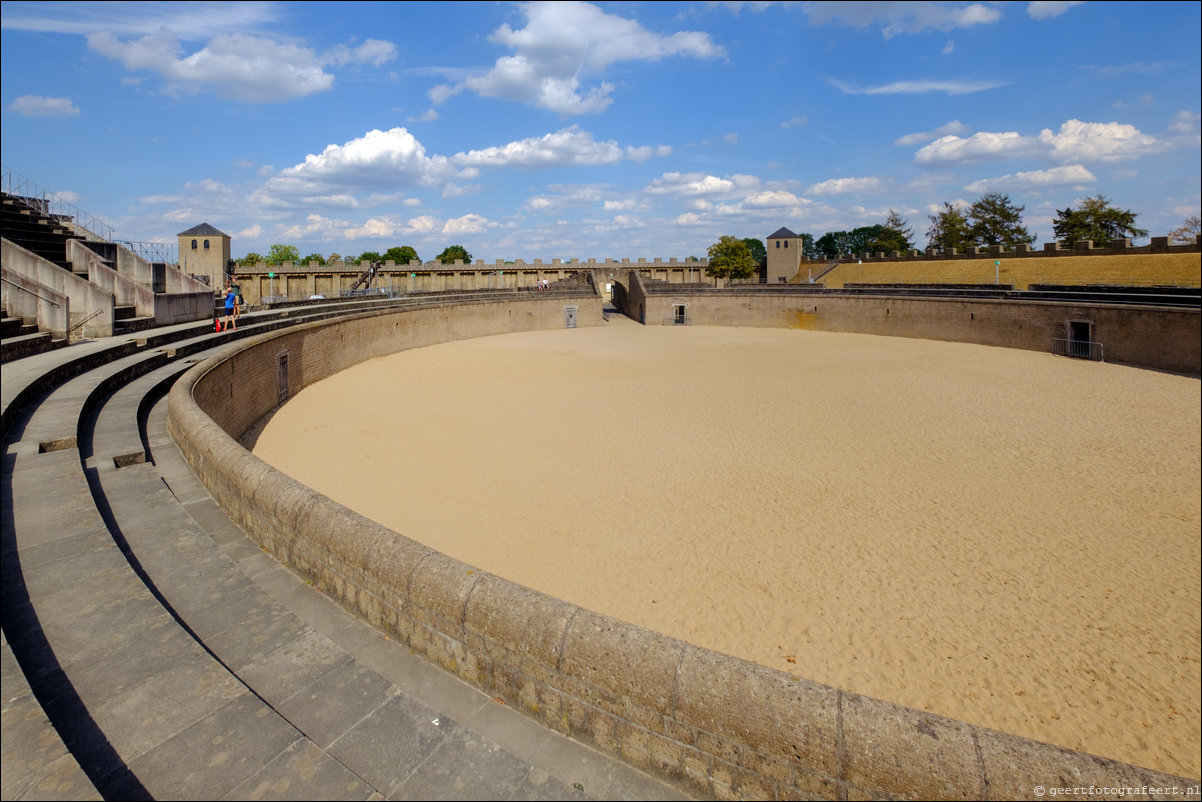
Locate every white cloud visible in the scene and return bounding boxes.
[432,1,723,114]
[0,2,279,40]
[346,217,402,239]
[645,172,735,196]
[8,94,80,117]
[781,115,807,129]
[723,132,739,145]
[441,183,482,198]
[236,224,263,240]
[1027,2,1083,20]
[805,177,885,196]
[831,78,1007,96]
[407,109,440,123]
[545,184,608,203]
[914,119,1169,167]
[268,128,463,196]
[673,213,705,226]
[276,213,343,241]
[893,120,971,147]
[804,2,1002,38]
[407,215,439,234]
[964,164,1097,193]
[603,199,639,211]
[443,214,490,235]
[86,29,334,102]
[745,190,803,208]
[1168,110,1200,134]
[1037,119,1163,162]
[323,39,397,68]
[451,126,661,169]
[85,27,395,103]
[427,82,464,105]
[914,131,1038,166]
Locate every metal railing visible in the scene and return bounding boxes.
[2,164,115,243]
[120,240,177,265]
[1,276,62,307]
[1052,338,1104,361]
[68,308,104,335]
[662,314,692,326]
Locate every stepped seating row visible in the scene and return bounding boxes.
[1,197,79,271]
[2,296,680,801]
[1,308,63,363]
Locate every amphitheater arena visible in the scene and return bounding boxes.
[163,265,1200,800]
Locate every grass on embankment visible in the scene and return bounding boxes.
[811,252,1201,290]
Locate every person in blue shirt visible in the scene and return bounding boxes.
[223,281,237,330]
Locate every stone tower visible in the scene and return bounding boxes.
[178,223,231,289]
[766,226,801,283]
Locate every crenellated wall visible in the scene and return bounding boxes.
[231,257,710,306]
[167,291,1200,800]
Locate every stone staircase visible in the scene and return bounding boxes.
[1,305,65,363]
[113,303,154,336]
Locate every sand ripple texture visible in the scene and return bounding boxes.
[252,326,1201,779]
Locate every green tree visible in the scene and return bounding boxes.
[967,192,1034,248]
[1052,194,1148,247]
[328,252,343,263]
[301,252,326,265]
[814,230,851,257]
[705,235,758,283]
[871,210,914,253]
[436,244,472,264]
[384,245,420,265]
[816,226,894,257]
[851,226,886,254]
[926,202,972,252]
[356,251,381,265]
[800,233,817,259]
[1168,215,1200,245]
[239,252,264,266]
[265,244,300,265]
[741,237,767,265]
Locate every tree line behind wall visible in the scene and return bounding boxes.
[805,194,1196,260]
[236,244,472,267]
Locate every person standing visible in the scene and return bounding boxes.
[232,276,244,321]
[223,282,237,330]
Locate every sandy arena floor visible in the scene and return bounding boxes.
[252,324,1201,779]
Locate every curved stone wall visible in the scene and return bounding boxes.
[166,295,1200,800]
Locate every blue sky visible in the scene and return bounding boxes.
[2,1,1199,263]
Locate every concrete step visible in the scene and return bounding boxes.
[114,316,155,335]
[1,316,38,338]
[1,330,62,363]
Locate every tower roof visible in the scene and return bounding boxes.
[767,227,798,239]
[178,223,229,237]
